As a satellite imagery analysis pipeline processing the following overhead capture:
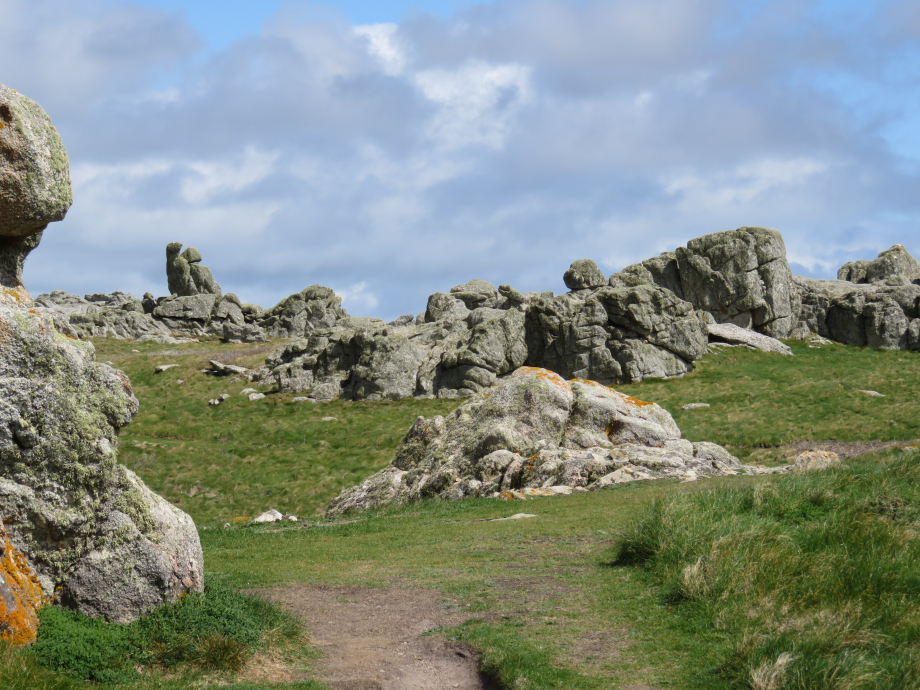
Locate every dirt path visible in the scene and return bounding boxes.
[262,584,497,690]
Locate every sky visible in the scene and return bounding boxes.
[4,0,920,320]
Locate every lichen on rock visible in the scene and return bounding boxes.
[325,367,750,517]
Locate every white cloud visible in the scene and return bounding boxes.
[414,60,533,149]
[353,23,407,76]
[182,147,280,205]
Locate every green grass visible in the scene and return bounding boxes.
[612,446,920,689]
[618,340,920,464]
[22,581,318,689]
[97,337,462,522]
[15,337,920,688]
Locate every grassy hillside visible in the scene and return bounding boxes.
[12,336,920,689]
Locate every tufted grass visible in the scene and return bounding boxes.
[611,445,920,689]
[14,336,920,688]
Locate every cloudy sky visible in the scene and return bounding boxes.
[5,0,920,319]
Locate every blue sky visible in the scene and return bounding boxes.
[3,0,920,320]
[130,0,492,48]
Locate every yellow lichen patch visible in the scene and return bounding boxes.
[1,286,32,308]
[570,377,655,407]
[233,516,250,522]
[0,526,49,646]
[511,367,572,393]
[614,391,654,407]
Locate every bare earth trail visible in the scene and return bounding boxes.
[263,585,498,690]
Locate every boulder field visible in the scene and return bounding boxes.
[35,224,920,402]
[326,367,772,517]
[0,82,203,644]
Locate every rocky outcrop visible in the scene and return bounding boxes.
[792,246,920,349]
[525,283,709,383]
[837,245,920,285]
[166,242,221,297]
[34,291,175,342]
[609,227,799,337]
[0,84,203,640]
[0,83,72,305]
[257,285,348,339]
[326,367,752,516]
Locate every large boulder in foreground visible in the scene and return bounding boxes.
[0,306,204,628]
[326,367,747,517]
[0,84,202,642]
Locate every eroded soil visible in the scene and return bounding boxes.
[262,585,497,690]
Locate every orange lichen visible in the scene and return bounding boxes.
[569,377,655,407]
[233,516,250,522]
[0,525,49,646]
[512,367,572,393]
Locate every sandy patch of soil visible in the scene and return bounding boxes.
[261,584,498,690]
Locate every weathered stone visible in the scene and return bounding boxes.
[154,364,178,374]
[208,360,248,377]
[0,84,72,299]
[791,450,840,473]
[525,284,708,384]
[707,322,793,354]
[564,259,607,291]
[823,284,920,349]
[257,285,347,339]
[609,228,799,337]
[0,520,48,646]
[189,262,220,297]
[166,243,196,296]
[252,509,282,524]
[838,245,920,285]
[425,293,470,322]
[180,247,202,264]
[222,321,266,343]
[0,306,203,624]
[326,368,746,516]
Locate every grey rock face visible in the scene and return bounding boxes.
[564,259,607,290]
[838,245,920,285]
[609,227,799,337]
[0,84,72,300]
[34,291,174,341]
[707,322,793,355]
[792,273,920,350]
[0,305,203,622]
[256,285,348,339]
[254,277,709,402]
[525,284,709,384]
[166,242,220,297]
[326,367,746,516]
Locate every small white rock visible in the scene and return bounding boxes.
[858,390,885,397]
[248,392,266,401]
[286,515,298,522]
[490,513,538,521]
[321,416,337,421]
[680,403,710,410]
[131,349,140,353]
[176,379,183,384]
[155,363,179,374]
[252,509,283,523]
[291,396,313,403]
[220,393,230,401]
[240,387,257,395]
[208,399,221,406]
